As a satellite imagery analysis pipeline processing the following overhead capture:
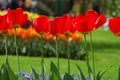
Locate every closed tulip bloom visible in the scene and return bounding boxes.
[49,17,63,35]
[0,14,12,31]
[32,15,50,34]
[7,8,28,27]
[73,9,106,34]
[61,14,76,34]
[108,17,120,36]
[85,9,106,30]
[73,14,90,34]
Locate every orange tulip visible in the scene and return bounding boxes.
[59,34,67,41]
[71,33,83,42]
[42,33,53,41]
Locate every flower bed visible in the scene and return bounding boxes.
[0,8,120,80]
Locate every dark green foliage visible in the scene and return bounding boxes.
[86,61,93,75]
[118,66,120,80]
[0,64,10,80]
[63,73,74,80]
[5,59,18,80]
[0,69,1,80]
[0,59,17,80]
[0,36,86,60]
[76,64,86,80]
[96,65,113,80]
[49,61,60,80]
[31,67,40,80]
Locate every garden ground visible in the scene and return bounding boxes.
[0,27,120,80]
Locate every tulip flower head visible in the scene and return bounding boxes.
[49,17,63,36]
[108,17,120,36]
[85,10,106,30]
[73,14,89,34]
[0,14,12,35]
[61,14,76,34]
[32,15,51,36]
[7,8,28,28]
[73,9,106,34]
[49,15,76,38]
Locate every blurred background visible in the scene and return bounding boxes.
[0,0,120,17]
[0,0,120,58]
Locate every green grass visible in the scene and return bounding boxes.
[0,27,120,79]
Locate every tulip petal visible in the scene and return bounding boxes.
[94,14,106,29]
[108,17,118,35]
[33,15,50,33]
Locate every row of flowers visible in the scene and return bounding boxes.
[0,31,84,59]
[0,7,120,80]
[0,8,106,35]
[0,8,119,39]
[3,27,82,42]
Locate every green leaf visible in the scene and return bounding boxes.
[49,72,58,80]
[86,61,93,79]
[20,76,31,80]
[96,72,101,80]
[1,64,10,80]
[118,65,120,80]
[76,64,86,80]
[63,73,74,80]
[86,61,93,74]
[31,66,40,80]
[0,66,2,80]
[5,59,17,80]
[49,61,60,80]
[96,65,113,80]
[20,76,27,80]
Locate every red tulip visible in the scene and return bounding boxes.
[74,9,106,34]
[93,14,106,30]
[73,14,90,34]
[49,15,75,36]
[85,9,99,31]
[108,17,120,36]
[49,17,63,35]
[7,8,28,27]
[61,14,76,34]
[85,10,106,30]
[0,14,12,31]
[32,15,50,34]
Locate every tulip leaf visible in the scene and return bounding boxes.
[49,72,59,80]
[31,66,40,80]
[20,76,27,80]
[63,73,74,80]
[49,61,60,80]
[118,65,120,80]
[86,61,93,74]
[96,72,101,80]
[96,65,113,80]
[76,64,86,80]
[20,75,31,80]
[0,67,2,80]
[5,59,17,80]
[1,64,10,80]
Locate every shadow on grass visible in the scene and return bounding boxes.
[91,41,120,51]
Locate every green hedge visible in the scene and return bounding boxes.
[0,35,87,60]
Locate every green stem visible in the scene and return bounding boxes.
[56,37,59,76]
[40,36,44,80]
[84,34,90,79]
[67,40,70,74]
[4,36,8,60]
[14,29,20,76]
[90,33,95,79]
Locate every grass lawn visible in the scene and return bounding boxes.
[0,27,120,79]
